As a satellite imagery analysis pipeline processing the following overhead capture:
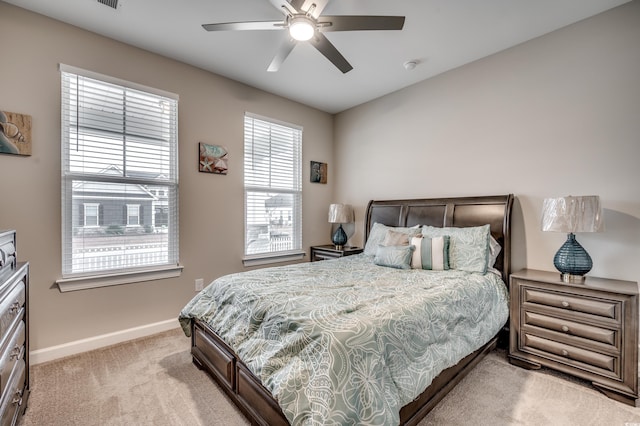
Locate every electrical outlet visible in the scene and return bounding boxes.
[195,278,204,292]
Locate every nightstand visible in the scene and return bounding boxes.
[509,269,638,406]
[310,245,363,262]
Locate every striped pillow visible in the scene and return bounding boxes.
[410,236,450,270]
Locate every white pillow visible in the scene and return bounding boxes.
[421,224,491,273]
[410,236,450,270]
[488,235,501,268]
[363,223,420,256]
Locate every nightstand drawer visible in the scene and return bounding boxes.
[523,311,617,347]
[523,287,618,320]
[310,245,363,262]
[312,252,339,261]
[523,333,617,374]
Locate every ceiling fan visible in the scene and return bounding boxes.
[202,0,405,74]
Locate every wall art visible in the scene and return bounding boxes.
[0,110,31,156]
[310,161,327,184]
[199,142,228,174]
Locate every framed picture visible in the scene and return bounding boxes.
[310,161,327,184]
[0,111,32,156]
[199,142,228,174]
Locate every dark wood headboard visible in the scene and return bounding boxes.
[364,194,514,282]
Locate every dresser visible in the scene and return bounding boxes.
[310,245,363,262]
[509,269,638,406]
[0,230,29,426]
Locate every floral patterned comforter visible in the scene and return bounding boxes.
[179,254,509,425]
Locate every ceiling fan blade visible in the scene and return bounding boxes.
[268,0,298,15]
[318,16,405,32]
[309,33,353,73]
[267,37,297,72]
[202,21,284,31]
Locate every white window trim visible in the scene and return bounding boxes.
[56,264,184,292]
[59,64,179,101]
[243,112,303,265]
[242,251,306,267]
[59,64,181,287]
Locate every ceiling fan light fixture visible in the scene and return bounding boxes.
[289,16,315,41]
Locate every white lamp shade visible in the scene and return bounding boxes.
[328,204,354,224]
[541,196,604,233]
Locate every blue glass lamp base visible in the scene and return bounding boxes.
[553,233,592,282]
[332,224,348,250]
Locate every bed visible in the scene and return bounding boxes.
[179,194,514,425]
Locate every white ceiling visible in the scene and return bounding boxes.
[6,0,630,113]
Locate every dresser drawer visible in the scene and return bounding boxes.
[0,321,24,397]
[523,311,617,347]
[0,283,25,341]
[523,333,618,375]
[0,360,24,426]
[523,287,618,320]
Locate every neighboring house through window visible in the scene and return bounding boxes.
[243,113,303,266]
[59,64,180,288]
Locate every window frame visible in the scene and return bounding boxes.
[57,64,182,292]
[126,204,140,227]
[242,112,304,266]
[83,203,100,228]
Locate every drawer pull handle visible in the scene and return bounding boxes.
[561,301,570,308]
[561,325,569,333]
[9,301,20,313]
[10,345,21,360]
[12,389,23,405]
[561,349,569,357]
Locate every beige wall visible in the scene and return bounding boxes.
[334,1,640,284]
[2,1,639,353]
[0,3,334,351]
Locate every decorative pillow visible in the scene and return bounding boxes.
[363,223,420,256]
[410,236,450,270]
[382,229,413,246]
[373,245,415,270]
[421,224,490,273]
[488,235,501,268]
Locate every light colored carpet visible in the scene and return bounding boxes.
[19,328,640,426]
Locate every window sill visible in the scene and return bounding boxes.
[242,251,305,267]
[56,264,184,292]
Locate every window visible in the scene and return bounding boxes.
[243,113,303,265]
[83,203,100,227]
[126,204,140,226]
[60,64,179,286]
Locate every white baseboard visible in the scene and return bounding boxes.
[30,318,181,365]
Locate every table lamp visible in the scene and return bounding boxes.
[328,204,354,250]
[541,195,603,282]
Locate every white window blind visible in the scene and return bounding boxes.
[244,113,302,259]
[60,65,179,278]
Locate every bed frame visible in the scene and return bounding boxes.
[190,194,514,426]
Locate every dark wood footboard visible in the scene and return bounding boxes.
[192,318,498,426]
